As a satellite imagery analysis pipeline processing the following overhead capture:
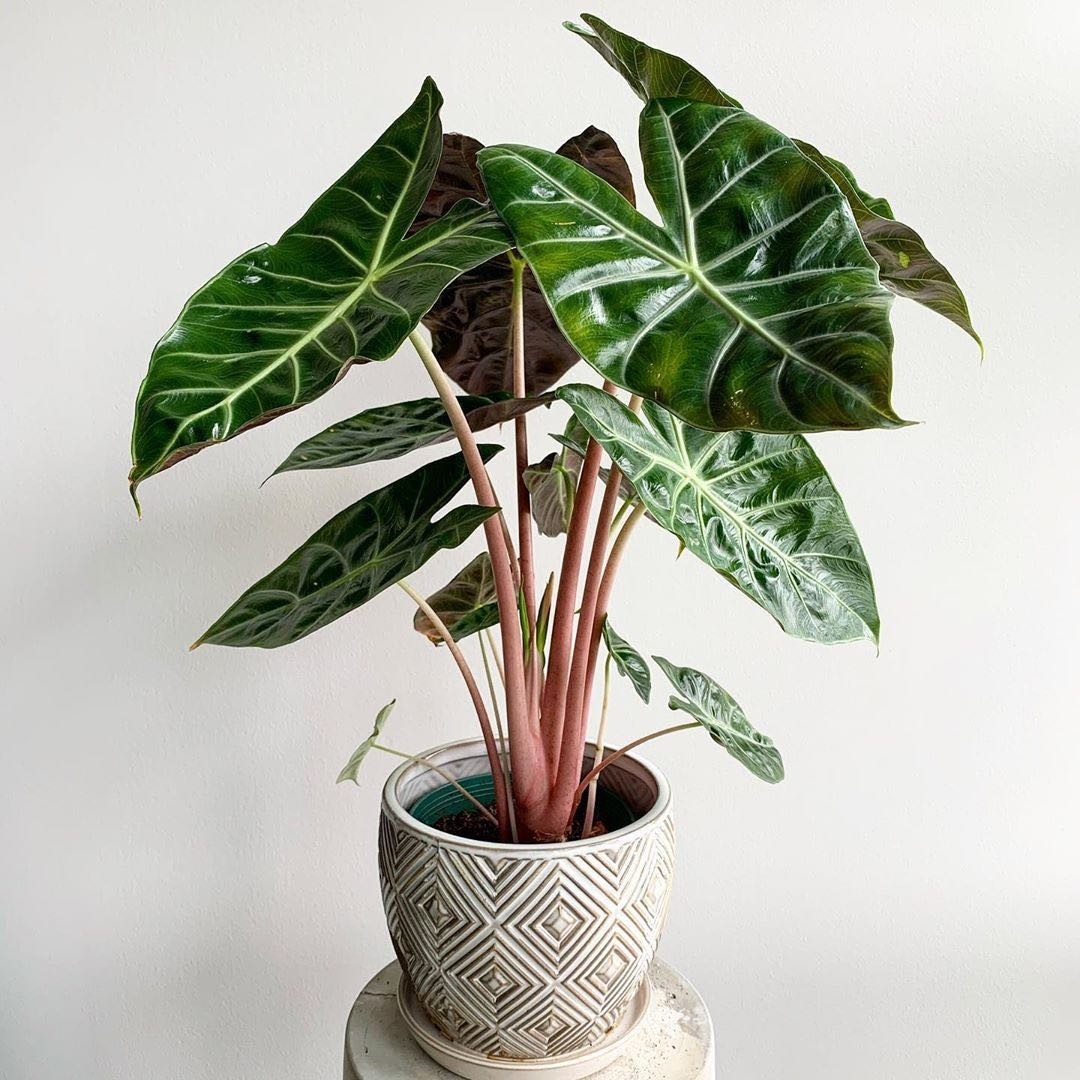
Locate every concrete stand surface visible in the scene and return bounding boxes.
[344,958,715,1079]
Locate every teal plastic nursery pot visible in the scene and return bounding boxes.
[378,738,675,1063]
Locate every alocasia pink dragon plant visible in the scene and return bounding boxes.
[130,15,977,842]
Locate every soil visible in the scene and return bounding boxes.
[432,804,614,844]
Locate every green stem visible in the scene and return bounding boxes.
[581,652,612,838]
[373,744,498,826]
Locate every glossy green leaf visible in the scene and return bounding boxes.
[523,452,578,536]
[413,127,636,396]
[565,13,740,108]
[796,142,981,349]
[654,657,783,783]
[129,79,511,498]
[271,392,553,476]
[413,553,500,643]
[567,13,979,347]
[195,448,501,649]
[336,700,395,784]
[602,619,651,703]
[480,99,904,433]
[558,385,878,644]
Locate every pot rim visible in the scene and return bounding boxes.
[382,737,672,854]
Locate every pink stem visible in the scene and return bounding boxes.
[411,331,545,817]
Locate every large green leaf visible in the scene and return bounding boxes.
[480,99,904,433]
[194,448,501,649]
[270,392,553,476]
[413,553,499,643]
[336,700,395,784]
[129,78,511,498]
[558,385,878,645]
[654,657,783,783]
[567,13,979,346]
[412,127,636,396]
[602,619,651,703]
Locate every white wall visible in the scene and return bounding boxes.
[2,1,1077,1077]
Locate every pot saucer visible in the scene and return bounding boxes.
[397,974,652,1080]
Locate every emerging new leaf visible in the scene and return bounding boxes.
[271,393,552,476]
[337,700,396,784]
[481,100,904,433]
[602,619,651,703]
[413,553,500,643]
[654,657,783,783]
[559,385,878,645]
[412,127,636,396]
[194,448,501,648]
[523,453,577,536]
[129,78,511,498]
[567,13,979,346]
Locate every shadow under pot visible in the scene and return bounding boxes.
[378,738,675,1062]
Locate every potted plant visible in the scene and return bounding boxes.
[130,13,977,1075]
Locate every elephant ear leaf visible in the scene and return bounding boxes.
[193,447,501,649]
[559,385,878,645]
[415,126,635,397]
[796,141,981,349]
[654,657,783,783]
[567,13,979,350]
[565,13,740,107]
[413,553,500,643]
[271,392,552,476]
[336,700,395,784]
[129,78,511,501]
[602,619,651,703]
[523,453,578,536]
[482,101,903,433]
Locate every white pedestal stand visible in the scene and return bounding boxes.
[343,958,715,1079]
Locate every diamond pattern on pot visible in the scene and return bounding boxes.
[379,809,676,1059]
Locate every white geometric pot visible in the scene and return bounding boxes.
[378,738,675,1062]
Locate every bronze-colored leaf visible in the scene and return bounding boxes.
[417,127,637,396]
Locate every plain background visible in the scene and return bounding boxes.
[2,1,1077,1077]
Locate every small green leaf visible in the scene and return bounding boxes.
[271,393,553,476]
[602,619,651,703]
[195,448,500,649]
[523,453,578,536]
[413,553,500,643]
[653,657,783,783]
[336,700,395,784]
[558,385,878,645]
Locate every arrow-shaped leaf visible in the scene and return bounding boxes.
[271,392,553,476]
[602,619,651,703]
[567,13,979,347]
[480,99,904,433]
[412,126,636,396]
[413,553,500,643]
[194,448,501,649]
[130,78,511,497]
[654,657,783,783]
[559,384,878,645]
[523,452,578,537]
[336,700,396,784]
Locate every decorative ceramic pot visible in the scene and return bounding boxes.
[378,738,675,1062]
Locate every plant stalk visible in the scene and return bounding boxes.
[410,329,545,830]
[396,579,511,840]
[581,652,612,839]
[480,632,518,842]
[570,722,697,811]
